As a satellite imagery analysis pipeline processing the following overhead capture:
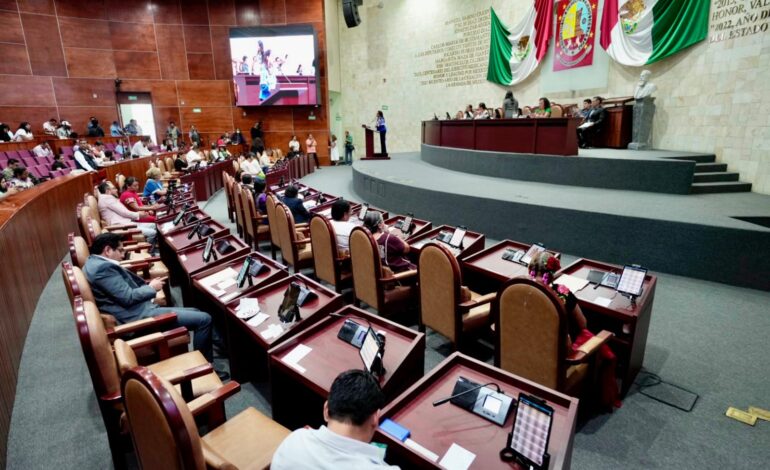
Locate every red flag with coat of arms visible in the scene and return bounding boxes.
[553,0,598,71]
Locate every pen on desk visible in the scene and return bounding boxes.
[593,282,601,290]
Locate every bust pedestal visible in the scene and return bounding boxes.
[628,97,655,150]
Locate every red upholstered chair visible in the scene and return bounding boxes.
[121,366,290,470]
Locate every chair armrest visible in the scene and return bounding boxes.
[293,237,311,245]
[104,223,138,230]
[295,223,309,228]
[188,381,241,417]
[119,260,150,272]
[126,326,189,360]
[165,363,215,386]
[566,330,613,364]
[380,269,418,283]
[458,292,496,311]
[124,242,152,252]
[106,312,178,340]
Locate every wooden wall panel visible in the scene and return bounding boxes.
[54,0,107,20]
[155,24,188,80]
[17,0,55,15]
[180,106,233,133]
[0,43,31,75]
[59,17,112,49]
[109,21,157,51]
[0,0,17,11]
[177,80,230,107]
[208,0,235,26]
[210,25,233,80]
[285,0,324,23]
[105,0,153,23]
[114,50,161,79]
[153,106,180,140]
[186,53,215,80]
[0,75,55,106]
[53,78,116,107]
[57,106,119,135]
[183,25,212,53]
[0,107,58,132]
[121,79,178,106]
[0,10,24,44]
[253,0,287,25]
[181,0,208,25]
[21,13,67,77]
[64,48,116,78]
[152,0,181,24]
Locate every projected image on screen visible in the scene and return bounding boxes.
[229,25,318,106]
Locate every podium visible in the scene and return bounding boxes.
[361,124,390,160]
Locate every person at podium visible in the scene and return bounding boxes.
[375,111,387,155]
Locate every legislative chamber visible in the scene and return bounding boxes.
[1,1,768,469]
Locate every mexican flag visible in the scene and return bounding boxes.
[487,1,553,86]
[600,0,710,66]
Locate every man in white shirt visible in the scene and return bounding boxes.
[32,142,53,158]
[185,145,204,166]
[131,136,153,157]
[96,181,157,248]
[239,153,262,176]
[43,118,57,135]
[272,370,398,470]
[329,200,359,253]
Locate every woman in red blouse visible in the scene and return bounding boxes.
[120,176,164,223]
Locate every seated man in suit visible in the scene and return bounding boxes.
[83,233,215,362]
[271,370,397,469]
[281,184,312,224]
[577,96,608,149]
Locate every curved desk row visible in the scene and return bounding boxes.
[0,172,94,468]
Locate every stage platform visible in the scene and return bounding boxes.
[421,144,752,194]
[353,153,770,291]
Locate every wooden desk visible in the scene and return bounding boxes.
[422,119,579,156]
[462,240,561,292]
[594,97,633,149]
[181,160,231,201]
[375,352,578,470]
[161,219,229,253]
[156,206,206,229]
[268,306,425,430]
[384,215,433,240]
[175,234,251,305]
[407,225,485,261]
[225,275,343,383]
[556,258,656,396]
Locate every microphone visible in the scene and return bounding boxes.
[432,382,501,407]
[186,220,202,239]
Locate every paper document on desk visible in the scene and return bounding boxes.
[554,274,589,293]
[161,222,174,233]
[405,439,439,462]
[578,122,595,129]
[201,267,239,287]
[247,312,269,327]
[592,296,613,308]
[282,344,312,373]
[260,323,284,340]
[438,443,476,470]
[235,298,260,319]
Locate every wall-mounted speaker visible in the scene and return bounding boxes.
[342,0,363,28]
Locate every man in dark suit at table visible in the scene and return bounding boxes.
[281,184,312,224]
[577,96,608,149]
[83,233,214,361]
[271,370,397,469]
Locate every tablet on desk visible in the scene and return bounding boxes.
[520,243,545,265]
[617,265,647,297]
[448,226,466,248]
[359,328,382,374]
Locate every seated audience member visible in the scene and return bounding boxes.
[217,134,229,147]
[329,200,358,254]
[271,370,395,470]
[121,176,163,222]
[253,178,268,216]
[32,142,53,158]
[217,144,232,160]
[2,159,19,180]
[131,136,153,157]
[91,141,107,162]
[0,178,19,199]
[143,167,167,203]
[185,144,204,166]
[43,118,58,135]
[577,96,608,149]
[56,120,72,139]
[110,121,124,136]
[231,128,246,145]
[103,150,115,162]
[575,99,592,119]
[9,167,34,190]
[534,97,552,118]
[0,123,12,141]
[124,119,140,135]
[174,152,189,172]
[51,154,67,171]
[115,139,126,156]
[206,143,220,162]
[493,108,503,119]
[74,143,99,171]
[86,118,105,137]
[454,110,464,120]
[527,251,620,409]
[83,233,215,362]
[13,122,34,141]
[259,149,274,171]
[464,104,474,119]
[474,103,491,120]
[363,211,414,273]
[97,181,157,246]
[240,153,264,178]
[281,184,311,224]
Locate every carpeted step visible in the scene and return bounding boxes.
[667,154,716,163]
[694,162,728,173]
[693,172,740,183]
[690,181,752,194]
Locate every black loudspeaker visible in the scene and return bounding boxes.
[342,0,362,28]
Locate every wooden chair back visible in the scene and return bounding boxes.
[86,193,99,221]
[349,226,383,310]
[310,215,338,287]
[551,104,564,118]
[121,367,206,470]
[240,184,255,243]
[61,261,81,306]
[418,242,462,343]
[74,297,122,403]
[233,183,245,238]
[495,277,567,390]
[68,232,90,268]
[222,172,235,222]
[115,173,126,191]
[265,194,281,259]
[274,202,297,267]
